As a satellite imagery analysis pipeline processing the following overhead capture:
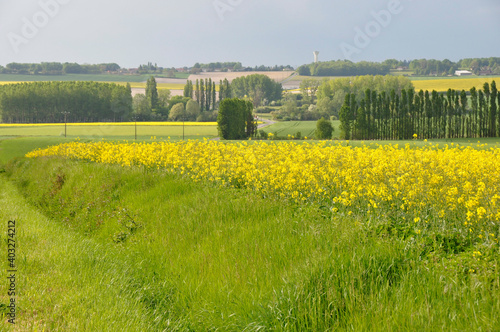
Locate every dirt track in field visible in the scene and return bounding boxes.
[187,71,294,83]
[132,71,296,96]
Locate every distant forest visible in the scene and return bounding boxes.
[2,58,499,78]
[0,81,132,123]
[191,62,294,73]
[298,57,500,77]
[0,61,295,77]
[0,62,122,75]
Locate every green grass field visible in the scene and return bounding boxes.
[262,121,319,138]
[0,123,218,141]
[262,120,341,139]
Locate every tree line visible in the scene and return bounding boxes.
[183,74,282,110]
[298,60,391,77]
[192,62,294,73]
[134,74,282,122]
[0,81,132,123]
[408,58,500,76]
[0,62,121,75]
[298,57,500,77]
[339,81,499,140]
[183,78,218,112]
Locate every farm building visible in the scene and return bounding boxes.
[455,70,473,76]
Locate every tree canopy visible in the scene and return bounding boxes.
[231,74,282,107]
[317,75,414,117]
[0,81,132,123]
[298,60,390,77]
[315,118,334,139]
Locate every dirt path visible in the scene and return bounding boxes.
[257,117,276,129]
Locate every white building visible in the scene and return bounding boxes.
[455,70,473,76]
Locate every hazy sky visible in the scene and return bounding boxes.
[1,0,499,68]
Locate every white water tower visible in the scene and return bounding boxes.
[313,51,319,63]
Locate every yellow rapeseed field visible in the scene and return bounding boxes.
[27,140,500,242]
[412,77,500,92]
[0,81,24,85]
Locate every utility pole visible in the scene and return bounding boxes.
[182,112,188,140]
[62,111,70,138]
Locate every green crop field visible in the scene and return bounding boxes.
[0,123,218,141]
[261,120,340,139]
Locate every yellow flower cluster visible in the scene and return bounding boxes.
[26,140,500,239]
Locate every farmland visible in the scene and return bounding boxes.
[0,73,189,82]
[1,72,499,95]
[285,74,500,92]
[0,71,294,97]
[0,122,218,140]
[412,76,500,92]
[261,120,340,139]
[1,69,500,329]
[187,71,294,84]
[25,140,500,232]
[1,135,499,330]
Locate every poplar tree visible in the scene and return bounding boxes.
[206,78,212,111]
[470,87,478,137]
[195,79,200,103]
[183,81,190,98]
[212,81,217,110]
[460,90,468,138]
[183,80,194,98]
[199,79,205,112]
[339,93,353,140]
[146,76,159,110]
[219,80,224,104]
[490,81,498,137]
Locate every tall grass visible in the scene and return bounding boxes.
[0,178,165,331]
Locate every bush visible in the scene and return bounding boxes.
[315,118,334,139]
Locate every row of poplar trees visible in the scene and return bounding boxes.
[0,81,132,123]
[340,81,499,140]
[183,78,232,112]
